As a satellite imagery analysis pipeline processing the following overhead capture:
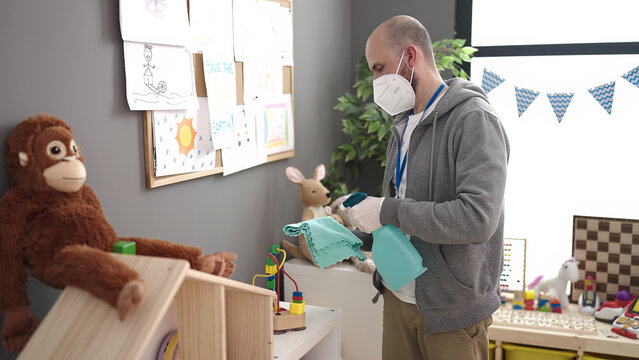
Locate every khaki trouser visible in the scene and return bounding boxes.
[382,291,493,360]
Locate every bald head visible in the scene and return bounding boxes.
[366,15,444,114]
[375,15,433,60]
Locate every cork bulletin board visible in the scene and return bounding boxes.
[143,0,294,188]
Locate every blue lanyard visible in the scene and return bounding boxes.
[395,83,445,196]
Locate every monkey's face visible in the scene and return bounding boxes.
[25,126,86,193]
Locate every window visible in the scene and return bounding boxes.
[457,0,639,282]
[471,0,639,46]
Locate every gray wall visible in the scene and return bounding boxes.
[0,0,350,358]
[350,0,455,75]
[0,0,455,358]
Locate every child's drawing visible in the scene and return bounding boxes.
[189,0,234,55]
[120,0,189,46]
[145,0,168,17]
[259,94,294,155]
[124,41,197,111]
[221,107,267,175]
[202,52,237,149]
[243,60,283,105]
[142,44,167,94]
[153,98,216,176]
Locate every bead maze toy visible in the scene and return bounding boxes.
[253,245,306,334]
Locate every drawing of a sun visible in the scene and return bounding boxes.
[175,116,197,156]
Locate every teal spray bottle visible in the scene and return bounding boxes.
[343,192,427,291]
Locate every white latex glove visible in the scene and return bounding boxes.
[349,196,384,233]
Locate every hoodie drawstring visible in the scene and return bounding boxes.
[428,112,438,202]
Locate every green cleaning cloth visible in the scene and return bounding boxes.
[283,216,367,269]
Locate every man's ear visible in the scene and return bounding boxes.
[18,152,28,167]
[405,45,418,68]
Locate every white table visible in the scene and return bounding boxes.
[272,302,342,360]
[284,258,383,360]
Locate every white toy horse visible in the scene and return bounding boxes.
[527,258,580,308]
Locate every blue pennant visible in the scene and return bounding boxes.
[546,93,574,123]
[622,66,639,89]
[588,81,615,115]
[481,69,506,94]
[514,87,539,117]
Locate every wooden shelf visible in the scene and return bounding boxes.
[489,304,639,360]
[18,254,276,360]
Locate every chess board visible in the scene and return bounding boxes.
[571,215,639,302]
[492,307,598,334]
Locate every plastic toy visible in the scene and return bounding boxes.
[524,290,535,310]
[550,297,562,313]
[512,290,524,310]
[578,275,601,315]
[0,114,238,353]
[612,295,639,339]
[528,258,579,309]
[253,245,305,334]
[595,290,635,323]
[112,241,136,255]
[156,330,179,360]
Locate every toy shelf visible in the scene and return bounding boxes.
[18,254,276,360]
[489,304,639,360]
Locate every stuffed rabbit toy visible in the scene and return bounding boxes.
[281,164,375,273]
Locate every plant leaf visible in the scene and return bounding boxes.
[339,144,353,151]
[345,149,356,162]
[368,121,381,133]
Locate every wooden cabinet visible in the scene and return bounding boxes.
[18,254,276,360]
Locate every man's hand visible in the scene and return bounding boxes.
[349,196,384,233]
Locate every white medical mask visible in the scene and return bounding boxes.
[373,50,415,116]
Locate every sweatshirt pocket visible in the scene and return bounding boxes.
[416,244,477,310]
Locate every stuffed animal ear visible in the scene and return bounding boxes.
[286,166,305,184]
[18,152,29,167]
[313,164,326,181]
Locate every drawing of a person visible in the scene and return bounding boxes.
[143,44,155,86]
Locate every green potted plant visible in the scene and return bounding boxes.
[324,39,477,200]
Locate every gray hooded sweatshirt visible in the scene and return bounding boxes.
[379,77,510,334]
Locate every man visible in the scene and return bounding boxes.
[349,15,509,360]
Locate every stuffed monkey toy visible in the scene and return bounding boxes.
[0,114,238,353]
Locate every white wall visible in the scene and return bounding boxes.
[471,55,639,282]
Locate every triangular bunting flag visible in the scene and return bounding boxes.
[481,69,505,93]
[588,81,615,115]
[546,93,574,123]
[515,87,539,117]
[622,66,639,89]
